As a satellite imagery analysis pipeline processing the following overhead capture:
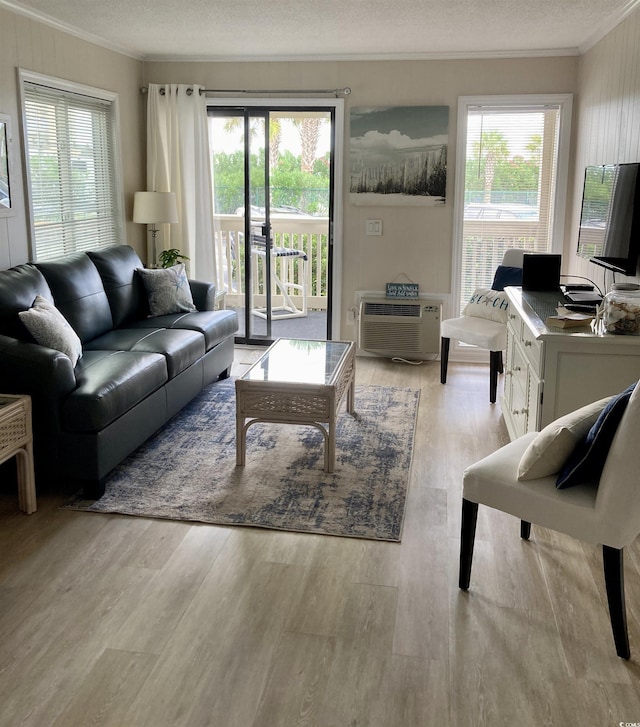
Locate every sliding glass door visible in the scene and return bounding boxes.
[208,104,336,346]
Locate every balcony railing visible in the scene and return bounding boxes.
[214,214,329,311]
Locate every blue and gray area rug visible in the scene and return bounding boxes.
[65,380,419,541]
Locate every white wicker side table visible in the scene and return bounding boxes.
[0,395,37,514]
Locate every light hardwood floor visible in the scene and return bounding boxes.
[1,349,640,726]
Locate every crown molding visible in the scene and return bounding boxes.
[579,0,640,53]
[0,0,143,60]
[142,47,581,63]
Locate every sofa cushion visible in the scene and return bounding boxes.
[0,264,53,340]
[35,253,113,342]
[19,295,83,366]
[62,350,168,432]
[87,245,149,327]
[128,309,238,350]
[137,264,196,316]
[85,327,205,378]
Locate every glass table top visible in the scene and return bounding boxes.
[242,339,351,385]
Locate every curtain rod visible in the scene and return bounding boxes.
[140,86,351,97]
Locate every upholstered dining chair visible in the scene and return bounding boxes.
[440,248,526,403]
[458,382,640,659]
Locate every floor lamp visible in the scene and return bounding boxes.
[133,191,179,266]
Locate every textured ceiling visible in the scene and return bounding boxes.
[2,0,638,60]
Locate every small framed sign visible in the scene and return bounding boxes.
[386,282,419,299]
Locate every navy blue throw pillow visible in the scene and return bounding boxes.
[491,265,523,291]
[556,381,637,489]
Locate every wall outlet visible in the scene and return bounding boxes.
[366,219,382,236]
[346,308,356,325]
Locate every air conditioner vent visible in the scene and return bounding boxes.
[358,296,441,359]
[362,301,421,317]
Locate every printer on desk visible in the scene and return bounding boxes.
[563,288,603,305]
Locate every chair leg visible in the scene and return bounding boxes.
[440,337,450,384]
[459,498,478,590]
[497,350,504,374]
[603,545,630,659]
[520,520,531,540]
[489,350,501,403]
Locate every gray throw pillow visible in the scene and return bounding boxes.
[137,263,196,317]
[18,295,83,366]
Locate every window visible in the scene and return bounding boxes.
[454,95,572,315]
[21,72,124,260]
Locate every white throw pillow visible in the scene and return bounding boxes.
[517,396,613,480]
[137,263,196,317]
[18,295,83,366]
[463,288,510,324]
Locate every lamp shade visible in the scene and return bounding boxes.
[133,191,179,224]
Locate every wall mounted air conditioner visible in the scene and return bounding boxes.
[358,296,441,359]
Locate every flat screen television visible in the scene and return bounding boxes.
[576,162,640,276]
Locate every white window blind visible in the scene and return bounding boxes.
[459,104,561,310]
[23,80,123,260]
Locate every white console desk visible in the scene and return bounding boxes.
[502,287,640,441]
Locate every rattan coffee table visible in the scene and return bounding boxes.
[235,339,356,473]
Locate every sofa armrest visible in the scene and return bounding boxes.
[189,279,217,311]
[0,334,78,477]
[0,334,77,400]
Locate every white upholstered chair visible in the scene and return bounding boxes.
[458,383,640,659]
[440,248,526,402]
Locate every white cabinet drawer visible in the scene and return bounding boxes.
[521,323,543,374]
[526,369,542,434]
[509,305,542,375]
[505,324,516,376]
[511,337,529,386]
[508,363,529,438]
[507,311,522,340]
[504,338,529,438]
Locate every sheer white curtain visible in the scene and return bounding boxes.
[146,83,216,282]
